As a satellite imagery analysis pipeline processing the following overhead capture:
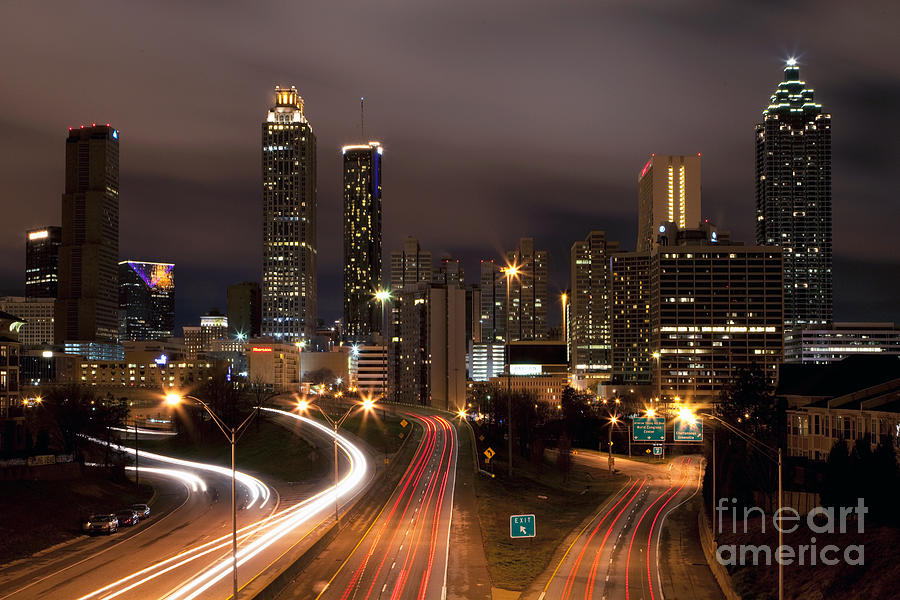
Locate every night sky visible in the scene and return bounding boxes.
[2,1,898,330]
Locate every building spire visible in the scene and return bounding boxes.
[360,96,365,138]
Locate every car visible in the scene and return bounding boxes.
[116,509,140,527]
[83,513,118,535]
[132,503,151,519]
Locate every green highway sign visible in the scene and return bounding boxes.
[675,418,703,442]
[633,417,665,442]
[510,514,535,538]
[652,445,663,456]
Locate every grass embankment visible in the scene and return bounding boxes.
[139,418,329,483]
[473,453,627,590]
[718,517,900,599]
[0,474,152,564]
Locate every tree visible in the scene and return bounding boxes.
[38,385,128,457]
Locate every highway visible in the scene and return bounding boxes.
[0,408,371,600]
[315,413,458,600]
[536,453,703,600]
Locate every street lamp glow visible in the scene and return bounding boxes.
[610,415,619,425]
[297,399,309,411]
[646,408,657,418]
[361,397,375,411]
[678,406,697,424]
[504,264,521,277]
[165,393,181,406]
[374,289,391,303]
[652,351,660,359]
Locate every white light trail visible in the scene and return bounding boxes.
[110,426,177,436]
[82,436,270,509]
[78,409,369,600]
[125,466,207,492]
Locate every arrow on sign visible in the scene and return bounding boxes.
[519,526,527,535]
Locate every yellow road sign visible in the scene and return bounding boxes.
[400,419,409,428]
[484,447,495,460]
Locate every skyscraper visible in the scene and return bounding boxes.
[610,251,651,385]
[436,256,465,288]
[389,236,431,291]
[343,141,383,340]
[756,59,832,328]
[118,260,175,341]
[636,154,702,252]
[505,237,549,341]
[479,260,506,343]
[55,125,120,344]
[25,226,61,299]
[227,282,261,338]
[569,230,620,381]
[262,86,317,342]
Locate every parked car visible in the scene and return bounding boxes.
[116,509,140,527]
[83,514,118,535]
[132,503,151,519]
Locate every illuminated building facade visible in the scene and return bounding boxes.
[636,154,702,252]
[784,323,900,364]
[650,224,784,403]
[505,237,549,341]
[118,260,175,341]
[389,236,431,291]
[569,230,620,381]
[0,311,25,419]
[343,141,383,341]
[25,226,61,298]
[393,282,466,410]
[610,252,652,385]
[479,260,506,343]
[262,86,317,342]
[245,342,300,392]
[56,124,120,344]
[0,297,55,347]
[756,60,832,328]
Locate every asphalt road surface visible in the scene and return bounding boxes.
[535,453,704,600]
[315,413,458,600]
[0,408,371,600]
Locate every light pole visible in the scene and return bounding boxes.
[165,393,260,600]
[374,289,391,402]
[298,396,375,524]
[503,263,521,478]
[608,415,619,472]
[295,340,309,397]
[690,409,783,600]
[652,351,661,404]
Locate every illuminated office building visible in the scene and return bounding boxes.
[118,260,175,341]
[610,252,652,385]
[569,230,620,381]
[262,86,317,342]
[343,141,383,340]
[636,154,702,252]
[756,59,832,328]
[479,260,506,343]
[56,124,120,344]
[389,236,431,291]
[650,223,784,403]
[25,226,61,299]
[0,297,56,347]
[505,238,548,341]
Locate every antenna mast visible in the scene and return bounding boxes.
[360,97,365,138]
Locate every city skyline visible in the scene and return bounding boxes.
[1,3,898,329]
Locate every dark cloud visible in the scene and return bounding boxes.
[1,0,898,328]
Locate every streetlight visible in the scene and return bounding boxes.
[503,262,521,478]
[296,340,306,393]
[298,396,375,524]
[164,393,260,600]
[652,351,661,403]
[682,407,784,600]
[374,289,392,402]
[608,415,619,472]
